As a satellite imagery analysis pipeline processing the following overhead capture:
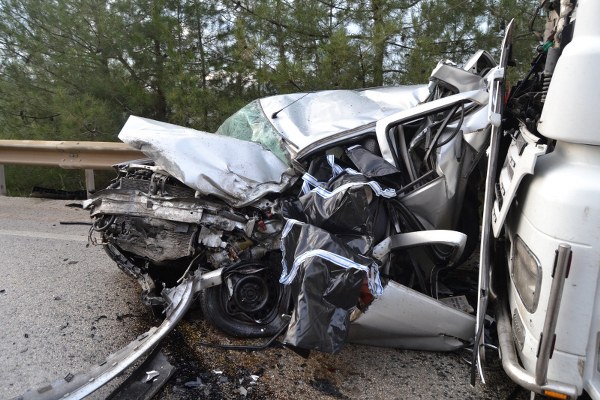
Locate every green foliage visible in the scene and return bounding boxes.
[317,29,365,89]
[0,0,540,194]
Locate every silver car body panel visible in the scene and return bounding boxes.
[119,116,297,207]
[348,280,475,351]
[372,230,467,266]
[119,86,429,207]
[383,101,489,232]
[119,81,487,209]
[430,62,487,93]
[349,230,471,351]
[259,86,429,154]
[375,89,489,167]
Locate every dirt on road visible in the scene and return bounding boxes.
[152,308,528,400]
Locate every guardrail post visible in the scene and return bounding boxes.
[85,169,95,198]
[0,164,6,196]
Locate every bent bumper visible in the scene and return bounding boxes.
[16,269,222,400]
[496,295,578,399]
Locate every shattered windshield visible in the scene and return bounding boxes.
[215,100,290,164]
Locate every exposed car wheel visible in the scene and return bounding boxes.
[199,260,290,338]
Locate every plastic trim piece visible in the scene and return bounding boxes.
[491,130,547,237]
[535,244,572,386]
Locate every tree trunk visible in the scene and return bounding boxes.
[154,39,167,120]
[372,0,385,86]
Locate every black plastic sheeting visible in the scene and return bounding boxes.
[345,145,403,181]
[300,173,381,237]
[280,221,371,353]
[280,148,396,353]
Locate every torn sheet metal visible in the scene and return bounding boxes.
[376,90,489,167]
[87,189,250,232]
[348,281,475,351]
[434,105,489,197]
[430,62,487,93]
[119,116,297,207]
[17,278,196,400]
[397,105,489,231]
[401,177,448,230]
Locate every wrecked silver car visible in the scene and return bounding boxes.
[87,48,495,349]
[18,49,498,399]
[23,4,600,397]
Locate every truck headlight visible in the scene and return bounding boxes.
[511,235,542,313]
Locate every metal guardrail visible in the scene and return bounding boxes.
[0,140,145,196]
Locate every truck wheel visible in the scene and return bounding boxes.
[199,261,290,338]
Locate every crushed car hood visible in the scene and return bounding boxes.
[119,116,297,207]
[119,86,428,206]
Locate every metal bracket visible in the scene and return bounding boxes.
[487,66,505,127]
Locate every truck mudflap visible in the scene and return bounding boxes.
[14,269,222,400]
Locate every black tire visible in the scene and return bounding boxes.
[199,261,290,338]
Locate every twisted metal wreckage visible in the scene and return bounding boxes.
[19,48,495,398]
[17,43,500,399]
[20,5,591,396]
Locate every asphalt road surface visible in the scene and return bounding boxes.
[0,197,529,399]
[0,197,150,399]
